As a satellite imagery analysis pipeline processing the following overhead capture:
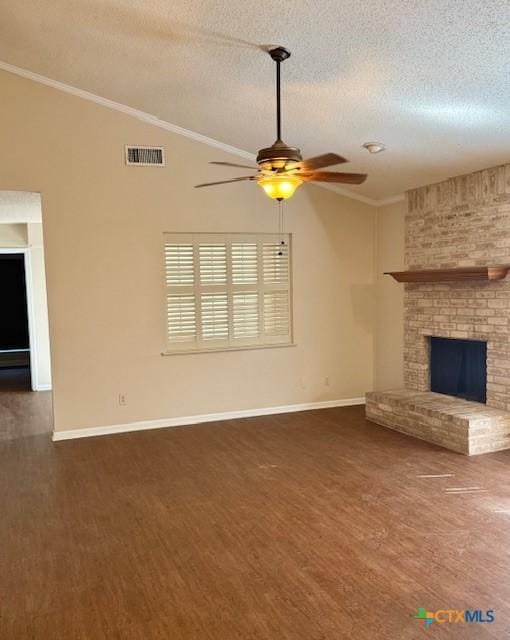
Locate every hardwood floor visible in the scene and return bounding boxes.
[1,405,509,639]
[0,367,53,441]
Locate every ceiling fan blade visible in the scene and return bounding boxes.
[290,153,348,172]
[301,171,367,185]
[194,176,256,188]
[209,161,258,170]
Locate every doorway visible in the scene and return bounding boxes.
[0,192,53,440]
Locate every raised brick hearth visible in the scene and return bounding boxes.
[366,390,510,455]
[368,162,510,454]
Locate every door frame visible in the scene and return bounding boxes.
[0,247,38,391]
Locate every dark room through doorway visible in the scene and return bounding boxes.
[0,253,31,390]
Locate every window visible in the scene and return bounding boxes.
[164,233,292,353]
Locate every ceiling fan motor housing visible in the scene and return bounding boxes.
[256,140,302,167]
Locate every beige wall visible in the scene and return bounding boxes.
[0,69,378,433]
[374,200,405,389]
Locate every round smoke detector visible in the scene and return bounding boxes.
[362,142,386,154]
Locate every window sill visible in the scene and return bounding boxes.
[161,343,297,356]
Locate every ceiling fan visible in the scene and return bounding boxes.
[195,46,367,201]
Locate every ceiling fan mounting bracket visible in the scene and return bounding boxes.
[268,46,291,63]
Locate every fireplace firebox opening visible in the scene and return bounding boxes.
[429,337,487,404]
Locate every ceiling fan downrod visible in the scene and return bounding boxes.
[256,47,302,167]
[269,46,290,142]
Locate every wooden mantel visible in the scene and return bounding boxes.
[385,266,510,283]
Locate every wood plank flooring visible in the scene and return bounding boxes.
[0,367,53,441]
[1,405,510,639]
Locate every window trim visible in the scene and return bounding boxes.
[161,342,297,357]
[163,232,293,354]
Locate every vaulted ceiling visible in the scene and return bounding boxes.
[1,1,509,201]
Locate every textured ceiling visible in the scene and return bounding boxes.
[1,0,509,200]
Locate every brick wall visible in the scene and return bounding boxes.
[404,163,510,411]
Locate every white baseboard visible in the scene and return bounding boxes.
[36,384,52,391]
[52,397,366,442]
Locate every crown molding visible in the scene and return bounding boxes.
[375,193,406,207]
[0,60,254,161]
[316,182,380,206]
[315,183,404,207]
[0,60,404,207]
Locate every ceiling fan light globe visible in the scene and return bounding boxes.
[257,175,302,200]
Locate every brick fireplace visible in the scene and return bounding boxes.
[367,162,510,455]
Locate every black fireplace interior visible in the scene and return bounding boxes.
[430,337,487,403]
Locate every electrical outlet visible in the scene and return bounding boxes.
[118,394,127,406]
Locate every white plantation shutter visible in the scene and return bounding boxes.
[261,237,291,344]
[233,293,259,339]
[199,243,227,284]
[201,293,229,341]
[167,294,196,343]
[164,233,291,352]
[231,240,260,345]
[264,291,290,338]
[263,241,289,284]
[165,238,196,349]
[165,243,194,286]
[232,242,258,284]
